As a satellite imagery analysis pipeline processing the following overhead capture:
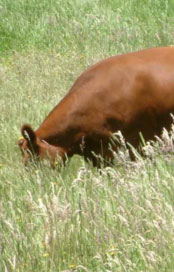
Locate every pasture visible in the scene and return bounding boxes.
[1,0,174,271]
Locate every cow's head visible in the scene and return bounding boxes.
[18,124,66,167]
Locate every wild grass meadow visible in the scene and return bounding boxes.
[1,0,174,271]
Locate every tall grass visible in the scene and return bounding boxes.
[1,0,174,271]
[1,137,174,271]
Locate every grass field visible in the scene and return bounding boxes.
[1,0,174,271]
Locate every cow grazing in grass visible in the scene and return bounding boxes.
[18,47,174,167]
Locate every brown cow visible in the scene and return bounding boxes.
[18,47,174,167]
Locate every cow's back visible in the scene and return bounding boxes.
[66,46,174,127]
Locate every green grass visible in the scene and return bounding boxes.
[0,0,174,56]
[1,0,174,271]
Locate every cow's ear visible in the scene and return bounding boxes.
[21,124,36,142]
[21,124,38,153]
